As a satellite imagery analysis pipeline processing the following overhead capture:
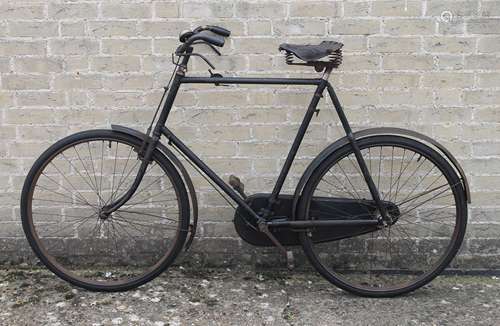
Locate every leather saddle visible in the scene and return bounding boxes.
[279,41,343,71]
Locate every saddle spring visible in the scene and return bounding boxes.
[284,48,343,69]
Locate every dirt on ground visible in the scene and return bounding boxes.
[0,266,499,326]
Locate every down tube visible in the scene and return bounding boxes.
[161,126,263,222]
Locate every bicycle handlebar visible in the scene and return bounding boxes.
[205,25,230,37]
[176,25,230,54]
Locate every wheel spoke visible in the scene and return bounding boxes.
[24,135,184,289]
[304,139,465,295]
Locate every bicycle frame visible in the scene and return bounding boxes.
[102,50,389,230]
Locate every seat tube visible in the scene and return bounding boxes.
[267,79,328,211]
[326,82,389,221]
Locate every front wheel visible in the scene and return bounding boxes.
[298,135,467,297]
[21,129,190,291]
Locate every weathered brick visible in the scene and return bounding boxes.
[0,41,46,56]
[2,74,49,90]
[435,55,464,70]
[342,55,380,70]
[16,91,66,107]
[465,55,500,70]
[53,74,102,90]
[92,92,144,107]
[235,1,285,18]
[369,36,421,53]
[344,2,370,17]
[0,4,45,20]
[477,73,500,88]
[154,2,179,18]
[472,142,500,157]
[63,56,90,72]
[290,1,340,17]
[60,22,87,37]
[232,37,280,54]
[14,57,63,73]
[478,37,500,53]
[330,19,380,35]
[481,1,500,16]
[102,3,151,19]
[152,39,179,54]
[182,1,233,18]
[425,1,479,17]
[139,21,190,37]
[8,22,58,38]
[274,19,327,36]
[102,39,151,55]
[464,90,500,105]
[89,21,138,38]
[49,39,99,56]
[382,54,434,70]
[102,74,154,91]
[369,73,420,89]
[90,56,141,73]
[371,1,422,17]
[384,19,435,35]
[49,3,98,20]
[468,18,500,34]
[0,58,10,73]
[423,37,476,54]
[421,72,474,89]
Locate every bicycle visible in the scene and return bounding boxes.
[21,25,470,297]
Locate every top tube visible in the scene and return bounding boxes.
[180,76,323,85]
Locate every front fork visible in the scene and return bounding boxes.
[100,137,157,216]
[102,54,189,216]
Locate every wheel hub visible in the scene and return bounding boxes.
[98,209,110,220]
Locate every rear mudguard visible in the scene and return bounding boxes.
[111,125,198,251]
[292,127,471,220]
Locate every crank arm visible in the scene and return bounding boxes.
[258,222,294,269]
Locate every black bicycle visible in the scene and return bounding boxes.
[21,25,470,297]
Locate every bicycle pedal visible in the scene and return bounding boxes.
[286,251,295,270]
[229,175,246,198]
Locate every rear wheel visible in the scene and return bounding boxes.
[298,136,467,297]
[21,130,190,291]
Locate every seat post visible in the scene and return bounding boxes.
[322,67,333,80]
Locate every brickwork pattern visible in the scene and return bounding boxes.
[1,0,499,268]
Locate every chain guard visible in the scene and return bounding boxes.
[234,193,397,247]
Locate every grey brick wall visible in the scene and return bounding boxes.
[0,0,499,269]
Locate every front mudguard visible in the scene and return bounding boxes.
[111,125,199,251]
[292,127,471,219]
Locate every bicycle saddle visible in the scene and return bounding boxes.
[279,41,343,62]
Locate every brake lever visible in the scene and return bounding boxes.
[191,41,221,56]
[174,52,215,69]
[205,43,221,56]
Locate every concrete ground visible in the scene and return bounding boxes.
[0,266,499,326]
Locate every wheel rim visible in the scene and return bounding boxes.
[302,138,464,293]
[26,136,183,287]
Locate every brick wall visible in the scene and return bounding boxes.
[1,0,499,269]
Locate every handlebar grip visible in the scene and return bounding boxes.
[207,25,231,37]
[198,30,225,47]
[176,30,225,54]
